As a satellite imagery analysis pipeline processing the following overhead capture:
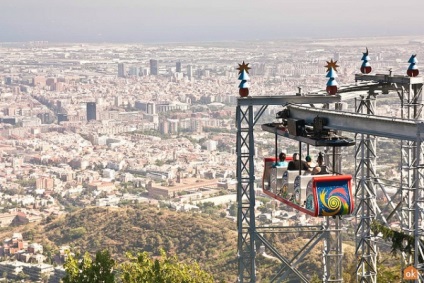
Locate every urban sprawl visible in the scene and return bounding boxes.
[0,36,423,281]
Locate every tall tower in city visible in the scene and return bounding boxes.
[176,61,182,73]
[118,63,126,78]
[57,113,68,124]
[150,59,158,75]
[86,102,96,121]
[187,65,193,80]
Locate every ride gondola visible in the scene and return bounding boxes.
[262,113,355,217]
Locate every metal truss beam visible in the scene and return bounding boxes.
[355,73,424,85]
[237,95,340,106]
[308,81,382,96]
[286,104,421,141]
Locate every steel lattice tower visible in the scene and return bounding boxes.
[236,96,340,283]
[236,74,424,282]
[236,104,257,282]
[354,92,378,283]
[397,81,424,280]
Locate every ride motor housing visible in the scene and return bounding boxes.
[287,119,305,136]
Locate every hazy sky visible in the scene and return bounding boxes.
[2,0,424,43]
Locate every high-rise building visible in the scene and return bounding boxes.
[129,66,139,77]
[118,63,126,78]
[86,102,96,121]
[176,61,182,73]
[147,102,156,115]
[37,113,51,124]
[57,113,68,124]
[150,59,158,75]
[159,120,169,135]
[187,65,193,80]
[114,96,122,107]
[334,52,340,61]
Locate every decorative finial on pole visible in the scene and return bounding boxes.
[360,48,372,74]
[325,59,339,95]
[407,54,419,77]
[237,61,251,97]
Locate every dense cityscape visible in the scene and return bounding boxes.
[0,36,423,281]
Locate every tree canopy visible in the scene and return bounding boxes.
[63,250,115,283]
[120,250,215,283]
[63,249,215,283]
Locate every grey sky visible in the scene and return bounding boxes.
[2,0,424,42]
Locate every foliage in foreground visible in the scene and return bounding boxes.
[63,250,115,283]
[120,250,215,283]
[371,220,414,255]
[63,249,215,283]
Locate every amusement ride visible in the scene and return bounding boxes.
[235,51,424,282]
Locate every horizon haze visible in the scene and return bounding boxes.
[2,0,424,43]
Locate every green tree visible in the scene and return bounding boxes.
[228,203,237,217]
[41,272,50,283]
[120,250,215,283]
[63,250,115,283]
[16,271,29,281]
[310,274,321,283]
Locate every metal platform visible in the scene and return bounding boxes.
[261,123,355,147]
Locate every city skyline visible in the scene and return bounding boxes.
[0,27,421,281]
[2,0,424,43]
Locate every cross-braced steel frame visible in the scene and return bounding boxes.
[236,96,341,283]
[414,124,424,281]
[236,74,424,283]
[284,101,424,283]
[354,92,378,283]
[397,81,424,281]
[355,75,424,281]
[236,104,258,282]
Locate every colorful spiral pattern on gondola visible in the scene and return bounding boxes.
[316,181,351,216]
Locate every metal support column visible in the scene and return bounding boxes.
[322,217,343,283]
[399,83,424,279]
[397,81,424,281]
[322,102,345,283]
[355,93,378,283]
[237,104,257,282]
[414,123,424,282]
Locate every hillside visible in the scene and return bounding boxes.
[3,205,365,282]
[44,205,238,282]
